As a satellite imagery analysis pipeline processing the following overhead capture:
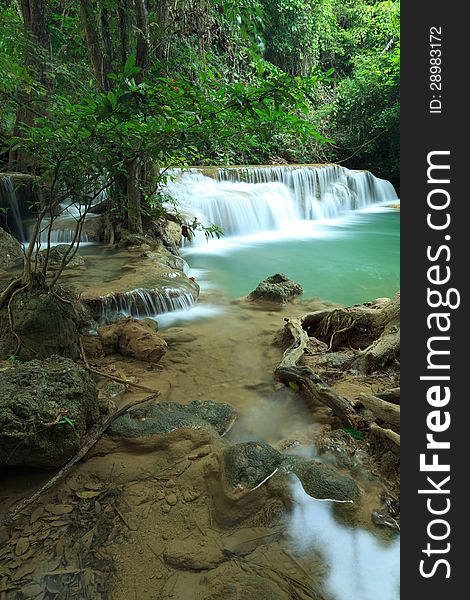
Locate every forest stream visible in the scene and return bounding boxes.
[0,166,400,600]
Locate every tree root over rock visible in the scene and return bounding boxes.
[274,318,360,427]
[274,294,401,447]
[302,292,400,374]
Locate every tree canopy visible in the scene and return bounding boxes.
[0,0,400,240]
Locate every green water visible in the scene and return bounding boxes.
[186,210,400,306]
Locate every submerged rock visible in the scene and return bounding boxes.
[99,317,167,363]
[248,273,303,305]
[0,226,23,270]
[107,400,237,438]
[0,356,99,468]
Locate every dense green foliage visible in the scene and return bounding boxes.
[0,0,399,238]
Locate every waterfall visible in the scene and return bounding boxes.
[164,165,398,242]
[0,175,26,241]
[85,287,198,324]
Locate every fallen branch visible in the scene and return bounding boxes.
[87,366,159,394]
[0,393,159,527]
[357,393,400,428]
[370,422,400,447]
[275,318,358,427]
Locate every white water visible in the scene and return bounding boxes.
[0,175,26,242]
[288,478,400,600]
[165,165,398,246]
[99,287,197,322]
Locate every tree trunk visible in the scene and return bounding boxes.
[154,0,170,62]
[9,0,51,171]
[78,0,109,91]
[134,0,149,83]
[127,158,143,234]
[117,0,131,68]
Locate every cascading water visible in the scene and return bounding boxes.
[0,175,26,241]
[100,288,197,321]
[165,165,398,243]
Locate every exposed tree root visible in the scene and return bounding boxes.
[0,393,159,527]
[274,318,360,427]
[301,293,400,374]
[370,422,400,447]
[357,393,400,427]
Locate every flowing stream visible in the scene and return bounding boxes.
[2,164,400,599]
[159,165,401,600]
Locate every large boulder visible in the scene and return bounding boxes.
[0,227,23,270]
[99,317,167,363]
[248,273,303,305]
[0,356,100,468]
[0,286,80,360]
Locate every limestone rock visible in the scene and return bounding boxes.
[99,317,167,363]
[248,273,303,305]
[0,287,80,360]
[0,356,99,468]
[163,533,224,570]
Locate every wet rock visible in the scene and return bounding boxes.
[371,509,400,531]
[0,226,23,270]
[248,273,303,305]
[286,456,360,502]
[223,442,283,492]
[99,317,167,363]
[163,533,225,570]
[107,400,237,439]
[0,286,80,360]
[163,329,197,345]
[36,244,85,270]
[0,356,99,468]
[118,231,154,248]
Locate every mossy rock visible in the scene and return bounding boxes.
[284,455,360,502]
[0,356,99,468]
[107,400,236,438]
[223,441,284,491]
[0,286,80,360]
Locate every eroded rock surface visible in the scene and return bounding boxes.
[99,317,167,363]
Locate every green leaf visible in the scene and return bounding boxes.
[343,427,365,441]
